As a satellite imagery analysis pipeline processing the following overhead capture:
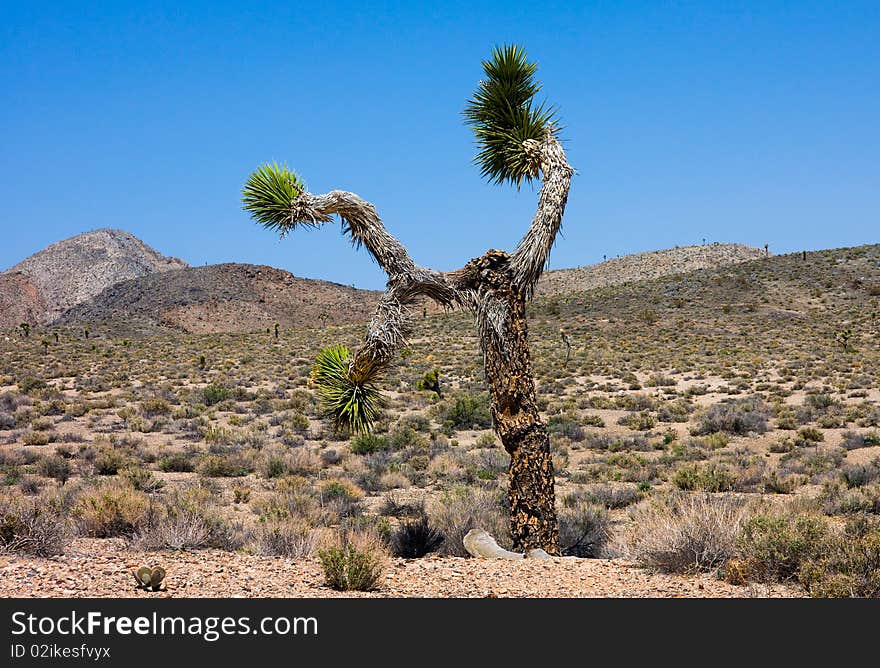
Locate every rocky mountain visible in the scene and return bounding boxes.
[1,229,771,336]
[0,229,187,327]
[536,243,767,297]
[56,263,381,334]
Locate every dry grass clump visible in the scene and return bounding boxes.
[692,396,769,436]
[70,480,149,537]
[132,487,244,551]
[620,493,749,573]
[429,486,509,556]
[559,503,611,557]
[252,518,318,558]
[0,492,67,556]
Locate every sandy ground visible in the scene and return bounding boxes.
[0,539,798,599]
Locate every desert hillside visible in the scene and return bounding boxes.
[537,243,767,296]
[0,229,187,327]
[1,244,878,598]
[56,263,381,334]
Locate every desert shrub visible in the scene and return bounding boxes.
[321,477,364,501]
[0,413,15,430]
[621,494,748,573]
[18,476,41,496]
[134,508,211,550]
[584,433,651,452]
[779,446,846,480]
[797,427,824,444]
[559,503,610,557]
[319,530,387,591]
[389,424,427,450]
[430,487,509,556]
[201,384,231,406]
[647,374,676,387]
[799,518,880,598]
[133,489,244,551]
[582,414,605,427]
[18,377,47,394]
[617,411,656,431]
[262,454,288,479]
[158,451,195,472]
[736,511,829,582]
[71,481,149,537]
[391,512,444,558]
[21,430,52,446]
[701,432,729,450]
[197,453,253,477]
[569,484,643,509]
[379,491,425,518]
[94,447,130,475]
[0,494,66,556]
[692,396,769,435]
[252,519,317,558]
[548,413,586,442]
[121,466,165,492]
[350,432,389,455]
[37,454,71,484]
[140,398,171,417]
[805,393,837,411]
[439,392,492,431]
[841,430,880,450]
[841,461,880,489]
[616,393,656,412]
[656,398,693,423]
[820,482,880,515]
[673,463,735,492]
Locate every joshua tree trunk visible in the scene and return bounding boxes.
[462,249,559,552]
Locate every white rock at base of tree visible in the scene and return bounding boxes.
[463,529,525,560]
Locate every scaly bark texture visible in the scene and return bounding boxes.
[455,249,559,553]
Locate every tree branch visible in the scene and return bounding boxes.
[289,189,462,374]
[291,190,417,278]
[509,134,574,297]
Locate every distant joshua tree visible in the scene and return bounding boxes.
[559,328,572,367]
[242,46,573,553]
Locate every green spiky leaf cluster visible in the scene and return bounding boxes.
[241,162,305,231]
[463,44,558,187]
[311,344,385,434]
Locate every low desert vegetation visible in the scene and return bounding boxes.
[0,244,879,595]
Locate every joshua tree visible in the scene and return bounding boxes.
[559,328,572,367]
[242,45,573,553]
[416,368,443,398]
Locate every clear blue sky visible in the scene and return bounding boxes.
[1,1,877,290]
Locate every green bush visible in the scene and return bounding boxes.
[158,452,195,473]
[737,511,829,582]
[440,393,492,431]
[197,454,252,477]
[673,463,735,492]
[350,432,389,455]
[201,384,231,406]
[799,518,880,598]
[318,533,386,591]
